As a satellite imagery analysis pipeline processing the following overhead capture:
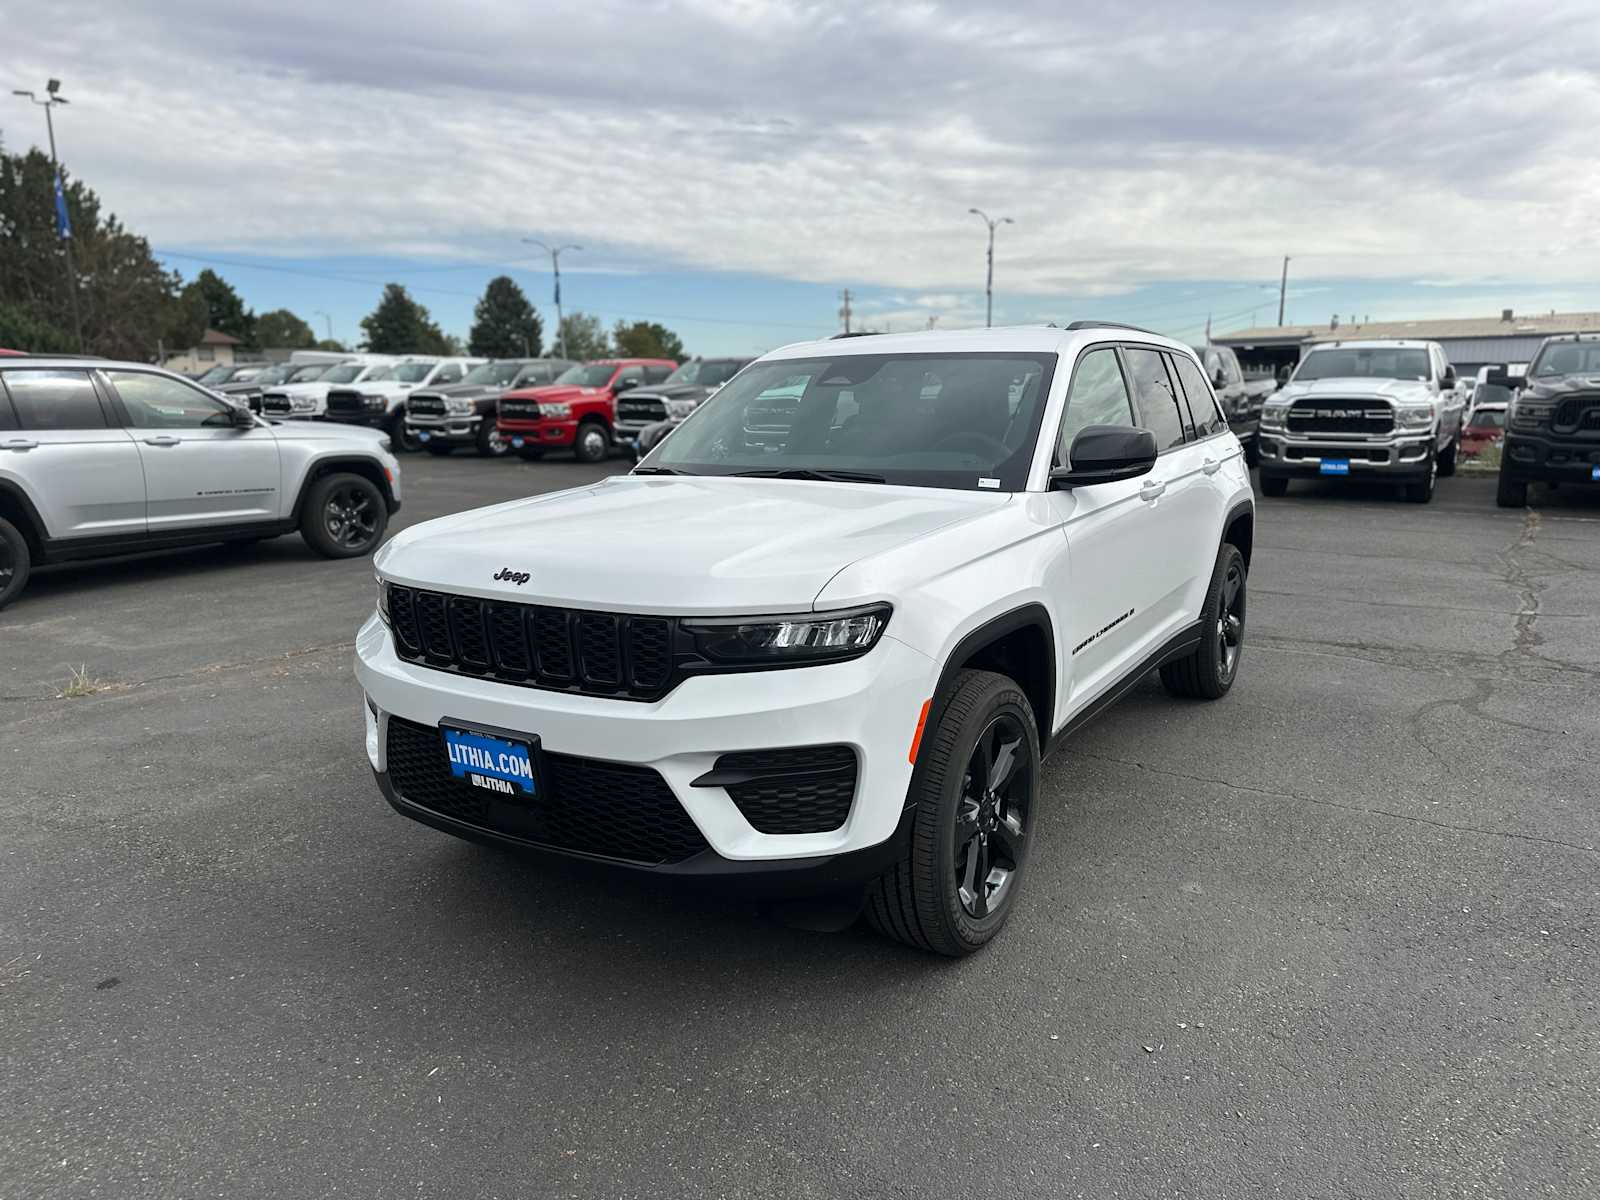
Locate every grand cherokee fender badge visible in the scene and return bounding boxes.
[493,568,530,586]
[1072,608,1134,655]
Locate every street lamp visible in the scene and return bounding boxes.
[13,79,84,350]
[968,208,1014,328]
[314,310,334,344]
[522,238,581,359]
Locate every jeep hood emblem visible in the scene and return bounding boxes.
[493,568,530,586]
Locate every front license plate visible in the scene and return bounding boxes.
[442,725,537,796]
[1320,458,1351,475]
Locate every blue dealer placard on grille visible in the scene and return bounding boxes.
[1320,459,1351,476]
[443,727,537,796]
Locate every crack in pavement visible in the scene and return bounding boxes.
[1497,508,1546,665]
[1075,750,1600,858]
[1251,634,1600,688]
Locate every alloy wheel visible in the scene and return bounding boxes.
[324,485,378,550]
[1217,559,1245,680]
[954,713,1033,919]
[581,427,607,460]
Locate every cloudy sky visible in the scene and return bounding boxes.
[7,0,1600,353]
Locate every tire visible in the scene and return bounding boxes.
[0,516,32,611]
[1160,542,1246,701]
[299,472,388,559]
[864,670,1039,957]
[1243,435,1261,468]
[1437,437,1458,477]
[1404,453,1436,504]
[573,420,611,464]
[1496,470,1528,509]
[390,413,420,454]
[1260,474,1289,497]
[475,417,509,458]
[517,447,545,462]
[425,442,454,456]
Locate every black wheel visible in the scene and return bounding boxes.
[475,417,509,458]
[1243,435,1261,467]
[390,413,420,453]
[1260,474,1289,497]
[865,670,1038,956]
[517,447,545,462]
[1496,470,1527,509]
[1404,454,1436,503]
[300,472,387,559]
[1160,543,1246,700]
[424,442,454,456]
[1437,437,1458,477]
[0,516,31,611]
[573,420,611,463]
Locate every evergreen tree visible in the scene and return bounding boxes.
[359,283,452,354]
[612,319,685,362]
[255,308,317,350]
[185,268,256,347]
[557,311,609,361]
[469,276,543,357]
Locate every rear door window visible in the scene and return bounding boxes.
[1121,347,1186,450]
[645,364,674,384]
[2,369,108,430]
[1169,353,1228,438]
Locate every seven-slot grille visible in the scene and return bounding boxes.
[384,716,710,864]
[325,388,371,417]
[1553,394,1600,436]
[617,395,667,424]
[1287,397,1394,435]
[499,398,541,420]
[387,584,676,700]
[408,393,446,416]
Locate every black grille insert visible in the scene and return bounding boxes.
[696,745,858,835]
[1553,395,1600,436]
[325,389,366,416]
[1287,397,1394,436]
[617,396,667,424]
[384,716,709,864]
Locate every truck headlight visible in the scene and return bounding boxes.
[683,605,891,665]
[1395,404,1435,430]
[363,393,387,411]
[1260,402,1289,431]
[666,398,697,419]
[291,396,314,412]
[538,402,571,418]
[445,397,474,414]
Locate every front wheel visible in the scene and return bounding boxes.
[1437,437,1458,477]
[573,420,611,464]
[300,472,388,559]
[0,516,32,611]
[475,418,509,458]
[1496,470,1528,509]
[1404,455,1437,504]
[391,414,420,453]
[865,670,1039,957]
[1160,542,1246,700]
[1243,435,1261,467]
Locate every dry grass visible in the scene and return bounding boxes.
[56,664,115,699]
[1458,442,1503,475]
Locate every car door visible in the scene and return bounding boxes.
[0,367,146,540]
[102,369,283,531]
[1045,345,1167,709]
[1168,348,1237,560]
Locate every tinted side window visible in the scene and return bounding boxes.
[1122,347,1185,450]
[3,370,107,430]
[645,365,674,384]
[1170,353,1228,437]
[0,388,15,431]
[434,364,463,385]
[106,371,233,429]
[1055,347,1134,465]
[616,368,645,387]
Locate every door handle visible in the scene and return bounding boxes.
[1,438,39,451]
[1202,456,1222,475]
[1138,479,1167,501]
[142,435,181,447]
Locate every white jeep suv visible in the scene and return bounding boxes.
[356,325,1254,955]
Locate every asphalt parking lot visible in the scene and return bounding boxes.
[3,456,1598,1199]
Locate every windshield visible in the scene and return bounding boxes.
[286,364,328,383]
[251,364,293,385]
[1531,341,1600,377]
[392,362,434,382]
[664,359,746,387]
[555,364,618,387]
[323,364,364,383]
[1294,347,1431,382]
[196,366,233,383]
[644,351,1056,491]
[1474,384,1512,407]
[1468,407,1506,428]
[361,365,392,382]
[462,361,525,386]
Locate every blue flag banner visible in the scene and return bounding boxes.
[53,170,72,239]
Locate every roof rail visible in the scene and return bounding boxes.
[829,331,881,339]
[1065,320,1159,335]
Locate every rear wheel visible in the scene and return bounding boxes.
[1260,474,1289,497]
[573,420,611,464]
[0,516,31,611]
[865,670,1038,957]
[475,417,509,458]
[1496,469,1528,509]
[300,472,387,559]
[1160,543,1246,700]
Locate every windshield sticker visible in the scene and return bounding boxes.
[977,477,1001,489]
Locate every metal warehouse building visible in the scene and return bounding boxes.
[1213,309,1600,377]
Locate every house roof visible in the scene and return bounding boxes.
[1215,311,1600,347]
[200,328,242,346]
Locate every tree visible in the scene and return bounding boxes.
[255,308,317,350]
[359,283,452,354]
[314,338,348,352]
[612,319,685,362]
[185,268,256,347]
[0,142,202,360]
[557,311,609,361]
[469,275,543,358]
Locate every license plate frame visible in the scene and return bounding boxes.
[439,720,540,798]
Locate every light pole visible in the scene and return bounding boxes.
[522,238,581,359]
[13,79,84,351]
[314,310,334,344]
[968,208,1013,328]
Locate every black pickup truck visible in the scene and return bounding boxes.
[1498,336,1600,506]
[1192,344,1262,465]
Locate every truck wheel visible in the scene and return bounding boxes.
[300,472,388,559]
[0,516,31,611]
[475,418,509,458]
[1496,471,1528,509]
[573,420,611,463]
[1260,474,1289,497]
[1160,543,1245,700]
[1437,437,1458,477]
[390,413,420,453]
[424,442,454,456]
[864,670,1039,957]
[1404,456,1436,504]
[1243,435,1261,467]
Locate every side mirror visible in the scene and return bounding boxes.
[1440,367,1457,388]
[1049,425,1158,489]
[613,378,638,393]
[1212,368,1227,389]
[232,404,256,428]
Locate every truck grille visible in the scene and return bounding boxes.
[384,715,710,865]
[325,388,369,417]
[1552,394,1600,436]
[386,585,678,701]
[700,745,858,835]
[617,395,667,424]
[408,393,446,416]
[1287,397,1394,436]
[261,393,292,415]
[499,399,541,420]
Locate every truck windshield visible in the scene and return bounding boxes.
[1294,348,1431,382]
[555,364,618,387]
[462,361,524,386]
[286,365,329,383]
[392,362,434,382]
[196,366,233,384]
[323,364,364,383]
[665,359,745,387]
[1530,342,1600,377]
[644,351,1055,492]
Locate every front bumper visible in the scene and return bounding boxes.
[1257,430,1435,479]
[498,418,575,448]
[406,414,480,446]
[354,616,935,882]
[1501,432,1600,483]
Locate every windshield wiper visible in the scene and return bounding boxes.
[731,467,887,484]
[632,466,690,476]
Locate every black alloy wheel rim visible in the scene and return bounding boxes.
[1218,559,1245,679]
[955,713,1032,920]
[325,485,378,549]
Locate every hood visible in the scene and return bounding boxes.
[375,475,1007,614]
[410,382,498,402]
[1277,377,1435,404]
[267,419,390,448]
[267,381,336,399]
[1524,374,1600,400]
[624,383,714,403]
[501,384,606,404]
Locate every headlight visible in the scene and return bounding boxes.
[445,397,473,414]
[683,605,891,666]
[1260,402,1289,431]
[1395,404,1435,430]
[665,398,697,419]
[538,402,571,418]
[291,396,315,412]
[363,393,387,411]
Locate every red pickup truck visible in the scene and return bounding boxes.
[496,358,676,462]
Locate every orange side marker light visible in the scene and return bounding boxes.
[908,698,932,764]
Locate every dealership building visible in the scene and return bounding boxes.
[1213,309,1600,378]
